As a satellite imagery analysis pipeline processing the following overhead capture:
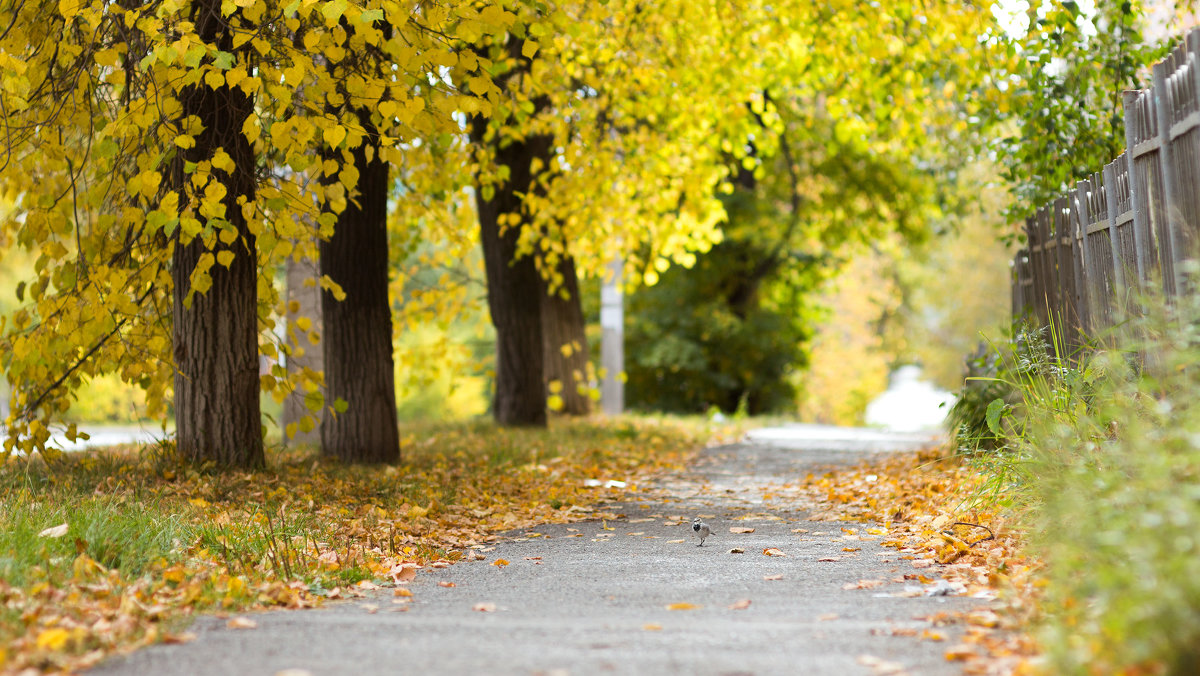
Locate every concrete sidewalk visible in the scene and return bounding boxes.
[91,425,983,676]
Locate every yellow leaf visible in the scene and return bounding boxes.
[205,70,225,89]
[58,0,84,20]
[522,40,539,59]
[216,251,235,267]
[763,548,786,557]
[666,602,700,611]
[36,627,70,651]
[323,124,347,148]
[547,394,564,412]
[211,149,234,173]
[491,559,509,567]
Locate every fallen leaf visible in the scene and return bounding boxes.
[817,556,840,562]
[492,559,509,567]
[326,587,342,599]
[643,623,663,631]
[818,613,839,621]
[438,581,456,588]
[38,523,68,538]
[362,604,379,614]
[163,632,197,644]
[465,550,486,562]
[35,628,70,650]
[666,602,701,610]
[524,557,542,561]
[763,574,784,581]
[472,602,497,612]
[944,644,976,661]
[842,547,861,552]
[394,588,413,597]
[856,654,908,675]
[842,579,886,590]
[728,599,752,610]
[911,559,934,569]
[763,548,785,557]
[666,539,686,544]
[728,547,745,554]
[226,617,257,629]
[729,527,755,533]
[356,580,380,590]
[390,562,419,583]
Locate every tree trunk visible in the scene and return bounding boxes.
[171,0,262,467]
[470,118,550,427]
[319,109,400,463]
[541,254,591,416]
[283,252,324,445]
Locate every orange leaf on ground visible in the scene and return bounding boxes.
[438,581,455,588]
[666,602,701,610]
[492,559,510,567]
[763,548,785,557]
[394,588,413,597]
[472,602,496,612]
[643,623,662,631]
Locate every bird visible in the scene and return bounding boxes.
[692,517,711,547]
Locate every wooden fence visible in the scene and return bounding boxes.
[1012,29,1200,341]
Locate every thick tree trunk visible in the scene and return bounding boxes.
[319,109,400,463]
[541,254,591,416]
[171,0,262,467]
[470,118,550,427]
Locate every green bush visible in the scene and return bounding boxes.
[986,289,1200,674]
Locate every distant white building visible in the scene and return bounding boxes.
[864,365,956,433]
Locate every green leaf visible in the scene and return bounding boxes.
[985,398,1009,437]
[333,397,349,413]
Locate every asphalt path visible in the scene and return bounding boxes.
[91,425,987,676]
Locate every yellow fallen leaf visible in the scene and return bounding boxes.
[438,581,455,588]
[227,617,257,629]
[492,559,509,567]
[944,644,976,661]
[36,627,71,650]
[38,523,68,538]
[666,602,701,610]
[818,613,839,621]
[642,623,663,631]
[763,547,785,557]
[394,588,413,597]
[729,527,755,533]
[666,539,686,544]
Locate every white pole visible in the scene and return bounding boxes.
[600,257,624,416]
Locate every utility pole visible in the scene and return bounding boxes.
[600,257,624,415]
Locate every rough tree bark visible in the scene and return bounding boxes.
[470,117,551,427]
[319,108,400,463]
[541,254,591,416]
[171,0,263,467]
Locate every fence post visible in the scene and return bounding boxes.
[1072,181,1091,335]
[1101,161,1126,292]
[1124,89,1156,286]
[1153,58,1186,297]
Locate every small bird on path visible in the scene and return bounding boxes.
[692,517,711,547]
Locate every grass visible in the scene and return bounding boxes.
[0,414,726,673]
[959,279,1200,675]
